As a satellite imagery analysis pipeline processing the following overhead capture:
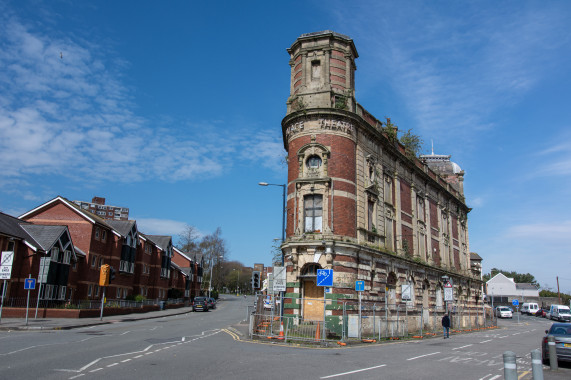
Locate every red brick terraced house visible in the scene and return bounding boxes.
[1,211,78,302]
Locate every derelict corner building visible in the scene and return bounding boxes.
[280,31,482,326]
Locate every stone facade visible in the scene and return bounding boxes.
[280,31,483,329]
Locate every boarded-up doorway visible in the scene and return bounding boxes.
[303,279,323,321]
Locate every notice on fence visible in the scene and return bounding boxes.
[348,315,359,338]
[273,266,286,292]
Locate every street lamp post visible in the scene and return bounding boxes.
[259,182,286,318]
[208,255,222,299]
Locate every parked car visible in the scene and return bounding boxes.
[496,306,513,319]
[192,296,209,312]
[542,323,571,364]
[207,297,217,310]
[549,305,571,322]
[535,308,547,318]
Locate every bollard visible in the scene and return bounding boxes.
[531,349,543,380]
[503,351,518,380]
[547,335,558,371]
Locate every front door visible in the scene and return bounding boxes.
[303,279,322,321]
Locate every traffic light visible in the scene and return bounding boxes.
[109,266,116,283]
[252,271,260,289]
[99,264,110,287]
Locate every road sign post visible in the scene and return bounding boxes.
[35,257,50,319]
[512,299,520,323]
[355,280,365,339]
[317,269,333,341]
[0,250,15,323]
[24,276,36,326]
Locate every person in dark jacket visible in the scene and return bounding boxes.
[442,314,451,338]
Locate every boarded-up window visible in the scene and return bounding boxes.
[311,60,321,80]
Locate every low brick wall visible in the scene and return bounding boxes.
[0,303,189,318]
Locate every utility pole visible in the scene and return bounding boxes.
[557,276,561,304]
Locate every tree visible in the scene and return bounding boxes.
[271,239,282,266]
[177,224,200,253]
[382,117,397,142]
[199,227,228,291]
[399,128,424,159]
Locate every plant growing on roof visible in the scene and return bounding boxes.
[400,128,424,160]
[382,117,398,142]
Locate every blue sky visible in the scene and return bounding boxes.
[1,1,570,293]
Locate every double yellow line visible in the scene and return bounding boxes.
[221,328,241,341]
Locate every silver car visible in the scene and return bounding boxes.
[496,306,513,319]
[542,323,571,364]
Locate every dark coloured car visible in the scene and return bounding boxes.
[207,297,216,310]
[542,323,571,364]
[193,297,209,312]
[535,309,547,318]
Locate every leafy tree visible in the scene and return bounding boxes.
[382,117,397,142]
[400,128,424,159]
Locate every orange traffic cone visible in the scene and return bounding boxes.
[315,322,321,341]
[278,321,284,340]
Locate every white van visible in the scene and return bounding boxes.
[549,304,571,322]
[521,302,539,315]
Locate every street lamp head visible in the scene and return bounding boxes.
[258,182,269,186]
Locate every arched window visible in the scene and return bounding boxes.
[306,155,322,169]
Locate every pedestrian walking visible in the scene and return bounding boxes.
[442,313,450,339]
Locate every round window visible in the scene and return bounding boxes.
[306,155,322,168]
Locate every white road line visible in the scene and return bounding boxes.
[452,344,473,350]
[69,374,85,379]
[490,375,501,379]
[89,368,103,373]
[121,359,131,363]
[134,355,143,359]
[478,375,493,380]
[106,363,118,367]
[120,331,130,335]
[320,364,387,379]
[407,352,441,361]
[480,339,493,343]
[499,335,509,339]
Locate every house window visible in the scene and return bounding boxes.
[51,247,60,262]
[72,260,77,270]
[304,194,323,232]
[417,232,426,260]
[98,257,104,268]
[95,227,100,240]
[95,285,100,297]
[117,287,121,298]
[101,230,107,242]
[417,197,425,221]
[63,250,71,265]
[91,255,97,268]
[385,217,394,250]
[88,284,93,297]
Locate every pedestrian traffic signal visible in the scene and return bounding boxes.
[252,271,260,289]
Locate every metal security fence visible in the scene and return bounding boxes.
[250,294,496,344]
[1,297,183,310]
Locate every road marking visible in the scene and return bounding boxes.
[120,331,130,335]
[69,374,85,379]
[89,368,103,373]
[407,352,441,361]
[106,363,118,367]
[518,370,530,378]
[452,344,473,350]
[134,355,143,359]
[480,339,493,343]
[499,335,509,339]
[320,364,387,379]
[121,359,131,363]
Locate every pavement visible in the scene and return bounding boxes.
[0,305,195,331]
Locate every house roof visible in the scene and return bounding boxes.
[0,211,33,241]
[145,235,171,251]
[106,220,136,237]
[470,252,482,261]
[19,224,68,251]
[516,283,539,291]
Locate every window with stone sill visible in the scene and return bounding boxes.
[304,194,323,233]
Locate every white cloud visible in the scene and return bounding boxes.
[505,221,571,242]
[0,11,285,190]
[136,218,189,237]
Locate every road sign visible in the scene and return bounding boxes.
[24,278,36,290]
[512,299,519,307]
[402,283,412,300]
[316,269,333,287]
[273,266,286,292]
[0,251,14,280]
[355,280,365,292]
[444,281,454,301]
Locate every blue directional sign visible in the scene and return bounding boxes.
[355,280,365,292]
[512,299,519,307]
[24,278,36,290]
[316,269,333,287]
